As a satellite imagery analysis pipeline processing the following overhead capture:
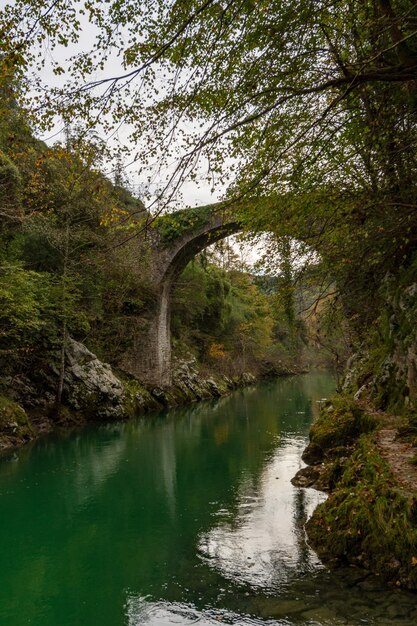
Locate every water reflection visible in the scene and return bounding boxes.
[198,437,325,590]
[1,373,416,626]
[126,596,280,626]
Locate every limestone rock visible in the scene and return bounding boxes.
[206,378,222,397]
[150,386,177,407]
[172,357,219,401]
[2,375,40,407]
[241,372,256,385]
[62,338,127,420]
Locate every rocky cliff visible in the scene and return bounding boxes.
[294,258,417,590]
[0,339,258,452]
[344,260,417,413]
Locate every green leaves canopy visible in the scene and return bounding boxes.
[1,0,417,328]
[2,1,416,198]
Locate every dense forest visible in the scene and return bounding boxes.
[0,75,332,436]
[1,0,417,590]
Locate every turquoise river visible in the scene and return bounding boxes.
[0,372,416,625]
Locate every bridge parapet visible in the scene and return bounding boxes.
[151,204,240,284]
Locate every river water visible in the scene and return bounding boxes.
[0,372,416,625]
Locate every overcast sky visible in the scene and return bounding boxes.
[2,0,270,265]
[2,0,229,208]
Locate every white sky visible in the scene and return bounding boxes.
[2,0,273,266]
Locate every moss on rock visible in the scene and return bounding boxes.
[306,434,417,589]
[122,379,162,416]
[0,395,33,449]
[309,397,377,452]
[302,394,417,590]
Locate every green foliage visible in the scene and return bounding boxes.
[342,249,417,412]
[1,0,416,355]
[302,288,352,381]
[307,433,417,589]
[225,271,274,356]
[84,242,157,362]
[0,97,156,375]
[0,266,88,369]
[112,185,146,220]
[153,205,212,246]
[172,260,231,353]
[310,396,378,449]
[0,267,49,344]
[0,0,416,395]
[171,257,289,375]
[0,395,32,443]
[0,149,21,218]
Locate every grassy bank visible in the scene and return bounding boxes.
[303,397,417,590]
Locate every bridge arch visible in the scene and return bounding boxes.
[122,206,242,386]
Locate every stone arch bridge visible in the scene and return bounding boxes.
[122,203,242,386]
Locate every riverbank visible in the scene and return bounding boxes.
[0,338,299,453]
[293,396,417,590]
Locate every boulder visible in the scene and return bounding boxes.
[172,356,216,401]
[0,395,33,449]
[301,441,324,465]
[62,338,127,420]
[291,466,321,488]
